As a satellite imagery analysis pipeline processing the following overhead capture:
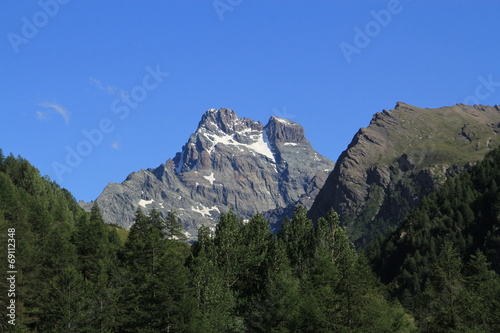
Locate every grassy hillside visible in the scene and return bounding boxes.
[311,103,500,247]
[109,225,129,243]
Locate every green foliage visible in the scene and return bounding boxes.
[0,154,82,331]
[119,208,195,332]
[12,149,494,331]
[109,224,129,243]
[0,148,416,331]
[370,146,500,332]
[279,206,316,277]
[186,208,416,332]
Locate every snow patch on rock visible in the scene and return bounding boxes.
[138,199,154,208]
[204,172,216,185]
[191,205,220,217]
[203,129,275,164]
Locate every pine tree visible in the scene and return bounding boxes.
[279,206,315,277]
[308,209,416,332]
[75,204,110,281]
[188,224,245,332]
[165,210,187,241]
[119,208,196,332]
[37,267,89,332]
[235,213,273,328]
[258,237,301,332]
[461,250,500,331]
[0,148,4,172]
[419,242,467,332]
[73,203,123,332]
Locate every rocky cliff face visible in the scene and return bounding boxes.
[83,108,334,239]
[310,102,500,247]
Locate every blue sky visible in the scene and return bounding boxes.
[1,0,500,202]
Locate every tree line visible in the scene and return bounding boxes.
[367,147,500,332]
[0,149,414,332]
[1,145,499,332]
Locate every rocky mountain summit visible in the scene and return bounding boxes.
[83,108,334,239]
[310,102,500,247]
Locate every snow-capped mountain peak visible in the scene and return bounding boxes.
[82,108,334,240]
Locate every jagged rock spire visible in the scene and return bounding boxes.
[81,107,334,240]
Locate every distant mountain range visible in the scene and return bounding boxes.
[82,103,500,245]
[81,108,334,239]
[5,102,500,331]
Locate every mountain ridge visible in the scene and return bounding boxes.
[82,108,334,239]
[310,102,500,246]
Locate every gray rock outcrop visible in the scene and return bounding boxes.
[82,108,334,239]
[309,102,500,247]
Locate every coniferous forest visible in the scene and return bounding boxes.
[1,146,500,332]
[367,147,500,332]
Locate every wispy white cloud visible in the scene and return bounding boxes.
[37,102,70,124]
[89,77,127,96]
[111,141,120,150]
[36,110,48,120]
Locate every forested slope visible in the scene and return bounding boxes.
[0,149,414,332]
[7,143,500,332]
[368,147,500,332]
[0,150,123,331]
[311,103,500,247]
